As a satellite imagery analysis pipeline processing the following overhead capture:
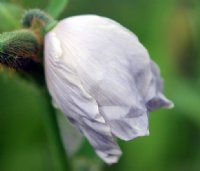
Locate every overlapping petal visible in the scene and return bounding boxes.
[44,15,173,164]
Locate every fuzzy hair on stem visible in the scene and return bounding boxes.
[22,9,58,34]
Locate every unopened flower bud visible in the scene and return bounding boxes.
[44,15,174,164]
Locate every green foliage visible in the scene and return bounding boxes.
[0,0,200,171]
[0,2,23,31]
[46,0,69,19]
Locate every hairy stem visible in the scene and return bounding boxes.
[22,9,57,33]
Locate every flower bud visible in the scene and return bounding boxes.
[44,15,174,164]
[0,30,41,72]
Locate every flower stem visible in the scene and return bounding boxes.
[22,9,57,34]
[42,88,71,171]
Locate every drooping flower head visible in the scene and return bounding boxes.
[1,9,174,164]
[44,15,173,164]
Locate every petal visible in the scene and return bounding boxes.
[96,77,150,140]
[78,117,122,164]
[146,93,174,112]
[53,15,151,141]
[44,31,122,164]
[56,110,83,156]
[146,61,174,112]
[45,15,173,163]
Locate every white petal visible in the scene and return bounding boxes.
[56,110,83,156]
[78,117,122,164]
[45,14,173,163]
[146,61,174,111]
[53,15,150,140]
[44,31,121,164]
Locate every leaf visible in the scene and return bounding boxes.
[46,0,69,19]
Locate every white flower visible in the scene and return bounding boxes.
[44,15,173,164]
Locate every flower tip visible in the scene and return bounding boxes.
[137,128,150,138]
[159,94,174,109]
[146,93,174,112]
[106,156,120,165]
[96,149,122,165]
[165,100,174,109]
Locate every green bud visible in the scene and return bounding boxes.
[22,9,57,34]
[0,30,42,72]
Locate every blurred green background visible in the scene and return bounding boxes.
[0,0,200,171]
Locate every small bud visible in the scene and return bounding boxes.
[0,30,42,72]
